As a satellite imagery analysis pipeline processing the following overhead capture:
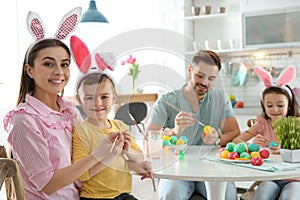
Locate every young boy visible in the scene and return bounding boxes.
[72,72,152,200]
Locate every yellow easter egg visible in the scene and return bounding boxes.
[220,149,229,159]
[203,125,212,134]
[250,151,260,158]
[163,135,170,141]
[176,138,185,145]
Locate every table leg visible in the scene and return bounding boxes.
[204,181,227,200]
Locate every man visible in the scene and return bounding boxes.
[146,50,240,200]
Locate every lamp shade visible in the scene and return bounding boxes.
[81,0,109,23]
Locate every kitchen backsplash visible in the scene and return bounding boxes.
[220,55,300,108]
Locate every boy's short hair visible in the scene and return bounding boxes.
[76,72,115,93]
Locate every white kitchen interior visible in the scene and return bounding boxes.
[183,0,300,131]
[0,0,300,199]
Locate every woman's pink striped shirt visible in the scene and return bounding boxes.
[4,94,82,199]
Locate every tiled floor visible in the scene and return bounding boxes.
[131,175,159,199]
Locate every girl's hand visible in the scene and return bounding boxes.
[253,134,268,147]
[173,111,194,135]
[269,144,280,154]
[201,127,219,144]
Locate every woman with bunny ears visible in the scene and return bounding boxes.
[233,66,300,200]
[3,8,124,199]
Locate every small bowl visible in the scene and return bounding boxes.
[218,7,226,14]
[191,6,200,16]
[203,5,211,15]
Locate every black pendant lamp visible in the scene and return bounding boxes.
[81,0,109,23]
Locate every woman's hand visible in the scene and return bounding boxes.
[201,127,219,144]
[173,111,194,135]
[252,134,268,147]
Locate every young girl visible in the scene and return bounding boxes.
[233,66,300,200]
[233,66,299,152]
[71,35,152,200]
[3,9,124,199]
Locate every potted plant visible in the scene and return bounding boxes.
[273,116,300,163]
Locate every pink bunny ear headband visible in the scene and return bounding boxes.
[26,7,82,63]
[254,66,296,100]
[70,35,116,89]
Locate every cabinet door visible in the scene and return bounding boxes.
[184,0,241,53]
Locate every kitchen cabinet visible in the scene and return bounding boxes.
[182,1,300,113]
[184,0,241,55]
[184,0,300,55]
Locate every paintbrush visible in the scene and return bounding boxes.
[162,99,206,127]
[128,111,146,137]
[110,123,124,153]
[110,135,119,153]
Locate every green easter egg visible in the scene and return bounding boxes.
[235,142,247,154]
[163,140,172,146]
[248,143,260,152]
[169,135,178,144]
[240,152,251,159]
[226,142,236,152]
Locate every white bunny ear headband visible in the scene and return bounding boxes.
[27,7,82,40]
[254,66,296,99]
[25,7,82,64]
[70,35,116,89]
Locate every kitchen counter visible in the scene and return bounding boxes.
[233,107,260,132]
[233,107,261,115]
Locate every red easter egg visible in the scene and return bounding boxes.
[250,156,263,166]
[219,147,226,156]
[259,149,270,159]
[228,152,240,160]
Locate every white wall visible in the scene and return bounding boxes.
[240,0,300,12]
[0,0,185,110]
[0,0,187,144]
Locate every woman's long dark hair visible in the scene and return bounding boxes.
[17,39,71,106]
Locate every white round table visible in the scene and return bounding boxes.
[151,146,300,200]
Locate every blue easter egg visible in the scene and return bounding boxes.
[269,141,278,147]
